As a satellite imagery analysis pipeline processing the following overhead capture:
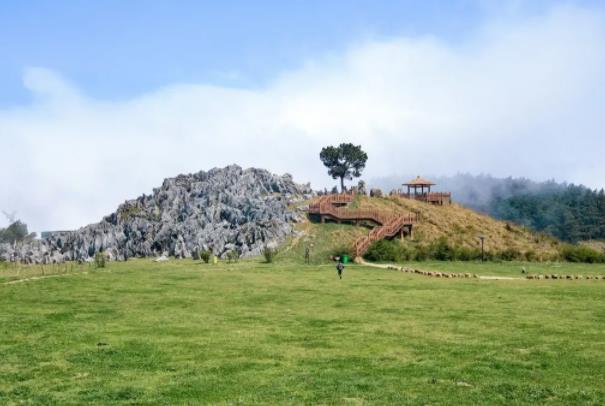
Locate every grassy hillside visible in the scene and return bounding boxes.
[1,259,604,404]
[582,240,605,252]
[294,196,559,260]
[279,221,368,264]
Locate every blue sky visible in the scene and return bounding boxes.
[2,0,597,105]
[1,1,605,232]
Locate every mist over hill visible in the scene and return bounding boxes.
[369,174,567,211]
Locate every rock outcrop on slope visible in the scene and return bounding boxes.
[0,165,312,264]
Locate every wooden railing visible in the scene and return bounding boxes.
[353,213,418,256]
[311,204,397,225]
[309,192,355,212]
[399,192,451,204]
[309,193,418,257]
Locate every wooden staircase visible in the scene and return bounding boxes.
[308,193,418,257]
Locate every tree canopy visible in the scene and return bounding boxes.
[0,220,34,244]
[319,143,368,192]
[489,185,605,242]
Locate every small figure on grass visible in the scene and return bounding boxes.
[336,259,344,280]
[304,246,310,264]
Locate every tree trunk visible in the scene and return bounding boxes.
[340,176,345,193]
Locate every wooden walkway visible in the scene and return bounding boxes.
[309,193,418,257]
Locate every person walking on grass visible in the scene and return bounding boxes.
[336,260,344,279]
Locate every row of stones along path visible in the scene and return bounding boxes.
[359,260,605,281]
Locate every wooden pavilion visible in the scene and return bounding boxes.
[400,176,451,205]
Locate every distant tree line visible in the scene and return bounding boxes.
[489,185,605,243]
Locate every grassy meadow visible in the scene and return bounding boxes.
[1,258,605,404]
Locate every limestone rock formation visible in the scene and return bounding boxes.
[0,165,312,263]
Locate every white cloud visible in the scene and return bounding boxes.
[1,4,604,233]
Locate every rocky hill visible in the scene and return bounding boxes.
[1,166,312,264]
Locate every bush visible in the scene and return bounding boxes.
[226,250,239,263]
[364,240,419,262]
[262,246,277,263]
[559,244,605,263]
[413,244,430,261]
[429,237,455,261]
[364,240,400,262]
[524,250,536,261]
[200,250,211,264]
[369,188,383,198]
[362,237,550,263]
[332,245,354,259]
[0,220,31,244]
[94,252,106,268]
[456,246,482,261]
[191,249,200,260]
[498,248,522,261]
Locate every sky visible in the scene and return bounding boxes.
[1,0,605,233]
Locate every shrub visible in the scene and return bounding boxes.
[226,250,239,263]
[369,188,383,198]
[0,220,31,244]
[456,246,482,261]
[357,180,367,195]
[524,250,536,261]
[200,250,211,264]
[361,238,543,263]
[94,252,106,268]
[482,250,496,262]
[413,244,430,261]
[398,245,415,261]
[498,248,522,261]
[332,245,354,259]
[559,244,605,263]
[191,249,200,260]
[364,240,400,262]
[429,237,455,261]
[262,246,277,263]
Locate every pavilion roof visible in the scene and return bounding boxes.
[403,176,435,186]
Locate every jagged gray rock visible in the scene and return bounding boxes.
[0,165,312,264]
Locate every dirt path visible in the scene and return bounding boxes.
[1,271,90,286]
[478,275,523,280]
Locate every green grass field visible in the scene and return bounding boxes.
[1,259,605,404]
